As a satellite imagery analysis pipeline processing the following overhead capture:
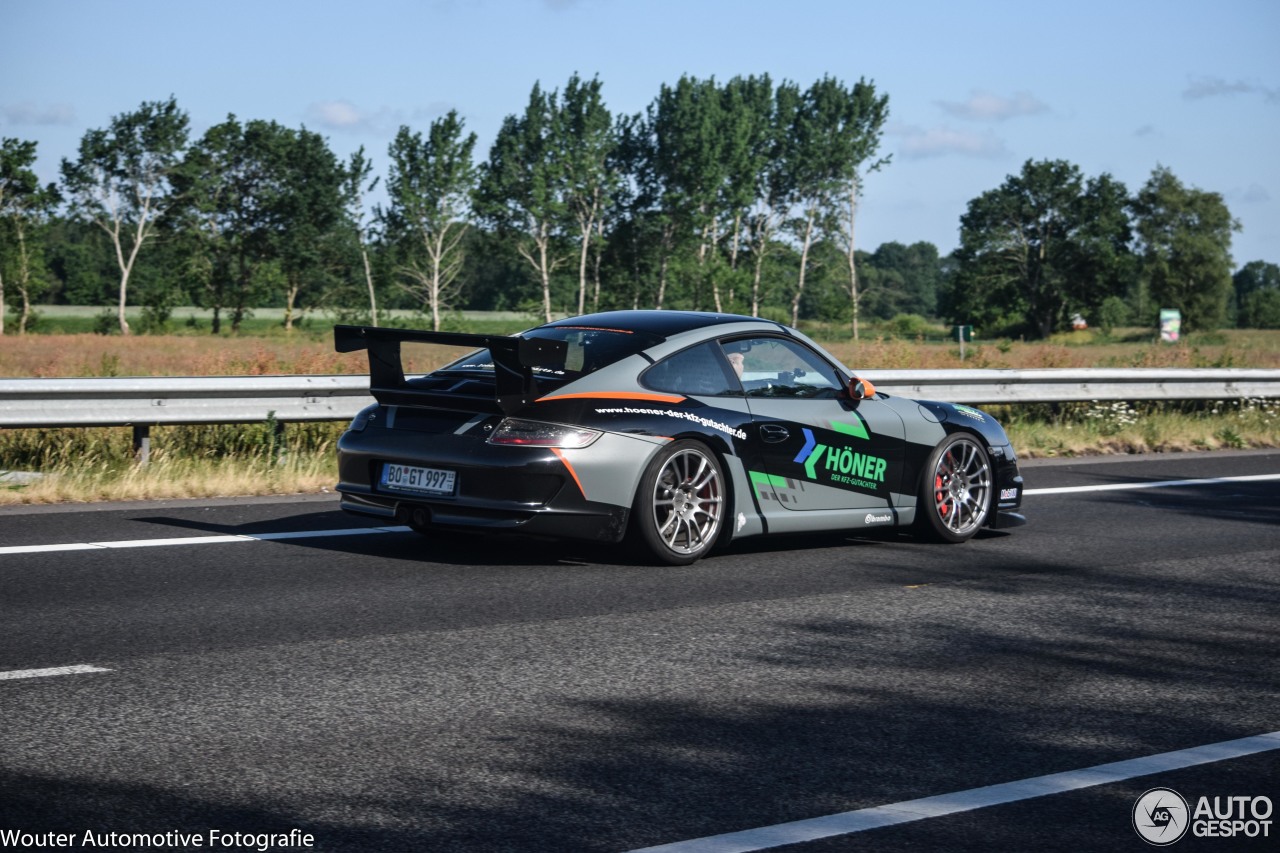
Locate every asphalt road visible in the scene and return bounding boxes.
[1,451,1277,852]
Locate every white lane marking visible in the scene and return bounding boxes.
[2,473,1276,556]
[1024,472,1280,496]
[628,731,1280,853]
[0,664,112,681]
[0,526,411,556]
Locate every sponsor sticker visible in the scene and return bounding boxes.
[793,426,887,494]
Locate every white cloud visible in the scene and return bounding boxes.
[411,102,461,122]
[306,100,375,130]
[1183,76,1280,104]
[1239,184,1271,204]
[1,102,76,126]
[304,100,465,134]
[890,122,1009,160]
[936,90,1049,121]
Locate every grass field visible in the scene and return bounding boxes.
[1,310,1277,505]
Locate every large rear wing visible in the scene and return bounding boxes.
[334,325,567,416]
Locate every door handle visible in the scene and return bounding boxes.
[759,424,789,443]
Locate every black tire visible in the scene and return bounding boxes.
[631,440,725,566]
[915,433,992,543]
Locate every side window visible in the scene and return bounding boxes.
[725,337,843,398]
[643,342,741,397]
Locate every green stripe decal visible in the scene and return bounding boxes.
[749,470,789,499]
[831,416,870,440]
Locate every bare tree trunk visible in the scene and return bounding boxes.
[590,218,604,312]
[790,210,816,328]
[748,208,779,319]
[846,177,860,341]
[577,218,591,316]
[106,205,152,336]
[655,222,675,310]
[362,246,378,326]
[540,233,553,322]
[697,214,723,313]
[656,253,669,311]
[19,285,30,335]
[575,190,600,316]
[284,282,298,332]
[17,220,32,333]
[728,212,743,307]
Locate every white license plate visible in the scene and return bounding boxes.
[380,463,456,496]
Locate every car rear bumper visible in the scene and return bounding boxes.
[337,486,630,542]
[336,427,631,542]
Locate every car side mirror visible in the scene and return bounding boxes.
[848,376,877,400]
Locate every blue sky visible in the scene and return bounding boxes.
[3,0,1278,267]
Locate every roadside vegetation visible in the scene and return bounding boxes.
[1,320,1275,506]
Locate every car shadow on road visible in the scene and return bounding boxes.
[131,510,641,568]
[129,509,997,570]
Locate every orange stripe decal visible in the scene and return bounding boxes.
[540,391,686,404]
[552,448,586,497]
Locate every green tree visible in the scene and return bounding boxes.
[860,241,942,320]
[611,108,675,309]
[945,159,1132,338]
[1233,260,1280,328]
[276,127,345,331]
[739,76,795,317]
[44,216,118,306]
[342,147,381,325]
[479,84,567,322]
[172,116,295,333]
[384,113,478,331]
[787,76,889,329]
[649,75,730,311]
[1131,165,1238,332]
[557,73,618,315]
[718,74,774,311]
[59,96,189,335]
[1,138,60,334]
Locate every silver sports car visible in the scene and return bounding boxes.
[335,310,1025,565]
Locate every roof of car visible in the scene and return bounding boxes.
[540,310,782,338]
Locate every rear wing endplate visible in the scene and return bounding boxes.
[334,325,567,416]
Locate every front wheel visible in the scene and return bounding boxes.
[631,440,725,565]
[915,433,992,543]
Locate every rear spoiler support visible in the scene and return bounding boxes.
[334,325,566,416]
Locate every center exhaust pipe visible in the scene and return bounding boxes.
[396,503,431,531]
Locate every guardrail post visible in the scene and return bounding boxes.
[132,424,151,466]
[273,418,287,465]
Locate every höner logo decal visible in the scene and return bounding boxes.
[794,426,886,493]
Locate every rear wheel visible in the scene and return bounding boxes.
[915,433,991,543]
[632,440,725,565]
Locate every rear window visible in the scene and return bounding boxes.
[435,326,662,383]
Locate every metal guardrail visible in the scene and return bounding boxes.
[2,368,1278,462]
[0,375,366,428]
[858,368,1280,404]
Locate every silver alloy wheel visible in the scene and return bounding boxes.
[929,436,991,538]
[650,446,724,557]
